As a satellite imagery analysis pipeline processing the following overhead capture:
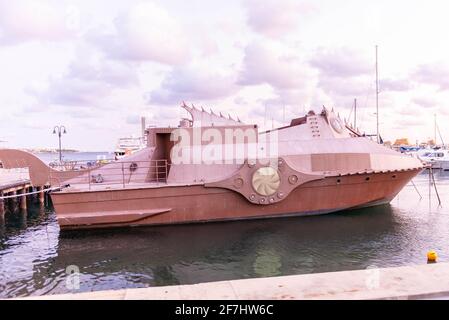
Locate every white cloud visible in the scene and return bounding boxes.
[0,0,74,45]
[317,76,372,97]
[29,50,139,108]
[239,42,314,90]
[310,47,372,78]
[3,0,449,149]
[92,2,190,65]
[149,65,237,105]
[398,104,425,117]
[412,96,437,108]
[380,78,412,92]
[412,63,449,90]
[243,0,314,38]
[67,58,139,88]
[237,41,321,114]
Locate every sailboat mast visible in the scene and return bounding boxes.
[375,45,379,143]
[434,114,437,145]
[354,98,357,129]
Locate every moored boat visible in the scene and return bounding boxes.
[114,117,147,160]
[417,148,449,169]
[45,103,424,230]
[114,136,146,160]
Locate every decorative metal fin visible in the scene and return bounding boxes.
[181,101,190,110]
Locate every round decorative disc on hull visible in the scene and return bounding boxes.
[205,158,325,205]
[252,167,280,196]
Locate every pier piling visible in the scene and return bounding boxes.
[1,169,47,224]
[38,186,45,204]
[9,190,17,211]
[0,197,4,219]
[19,188,27,210]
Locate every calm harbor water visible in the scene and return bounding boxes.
[1,163,449,298]
[34,151,112,164]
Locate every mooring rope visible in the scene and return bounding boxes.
[0,185,68,200]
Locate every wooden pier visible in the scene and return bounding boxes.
[0,168,46,219]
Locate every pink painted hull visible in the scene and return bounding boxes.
[51,169,421,230]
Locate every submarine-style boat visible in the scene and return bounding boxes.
[0,103,424,230]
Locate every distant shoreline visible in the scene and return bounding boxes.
[23,149,111,154]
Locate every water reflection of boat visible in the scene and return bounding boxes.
[52,205,399,288]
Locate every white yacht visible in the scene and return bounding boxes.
[114,136,146,160]
[417,148,449,169]
[114,117,148,160]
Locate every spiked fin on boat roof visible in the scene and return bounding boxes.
[180,102,245,127]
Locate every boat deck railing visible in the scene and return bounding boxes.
[48,158,113,171]
[49,159,169,190]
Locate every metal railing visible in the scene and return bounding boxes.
[49,159,168,189]
[48,158,113,171]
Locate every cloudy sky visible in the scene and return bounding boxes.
[0,0,448,151]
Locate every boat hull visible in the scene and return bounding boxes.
[51,169,421,230]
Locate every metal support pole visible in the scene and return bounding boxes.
[53,125,66,164]
[430,168,442,206]
[58,131,62,163]
[375,45,379,144]
[434,114,437,146]
[411,180,422,199]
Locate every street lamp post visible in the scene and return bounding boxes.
[53,126,67,164]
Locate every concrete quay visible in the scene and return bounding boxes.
[22,263,449,300]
